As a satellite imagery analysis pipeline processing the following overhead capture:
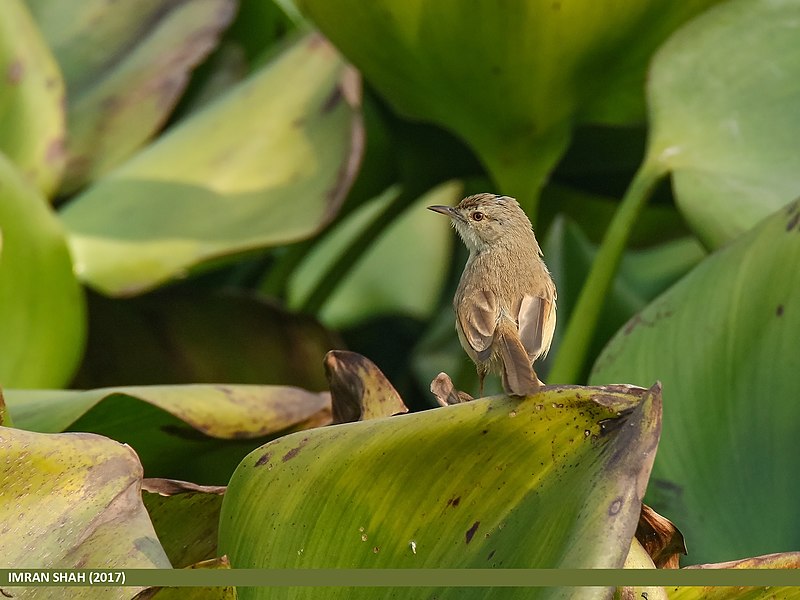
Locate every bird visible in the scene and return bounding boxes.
[428,193,556,396]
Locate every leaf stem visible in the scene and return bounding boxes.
[548,162,666,384]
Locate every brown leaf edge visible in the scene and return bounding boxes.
[324,350,408,423]
[635,503,687,569]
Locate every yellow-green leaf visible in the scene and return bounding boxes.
[60,33,363,296]
[27,0,237,192]
[0,426,171,578]
[220,384,661,600]
[0,0,65,196]
[0,153,85,387]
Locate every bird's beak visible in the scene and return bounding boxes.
[428,205,464,222]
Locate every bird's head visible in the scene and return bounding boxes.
[428,193,534,253]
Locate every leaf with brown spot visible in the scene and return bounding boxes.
[325,350,408,423]
[142,478,225,568]
[28,0,237,192]
[0,426,170,580]
[593,198,800,564]
[635,503,686,569]
[220,383,662,600]
[0,0,65,196]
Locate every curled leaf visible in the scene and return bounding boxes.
[636,503,687,568]
[430,372,473,406]
[324,350,408,423]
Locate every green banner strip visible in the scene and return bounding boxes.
[2,569,800,588]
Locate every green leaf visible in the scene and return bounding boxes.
[0,153,86,388]
[645,0,800,248]
[0,426,170,574]
[142,478,226,569]
[219,384,661,600]
[4,384,331,484]
[591,200,800,563]
[296,0,721,211]
[287,182,458,328]
[27,0,237,192]
[542,216,705,381]
[0,0,65,196]
[60,33,363,296]
[71,291,339,392]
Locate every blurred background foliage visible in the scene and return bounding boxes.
[1,0,799,572]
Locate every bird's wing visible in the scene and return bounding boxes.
[457,289,499,362]
[517,294,556,361]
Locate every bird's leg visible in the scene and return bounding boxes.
[477,366,487,397]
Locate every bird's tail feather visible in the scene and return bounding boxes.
[497,323,542,396]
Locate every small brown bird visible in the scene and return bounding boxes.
[429,194,556,396]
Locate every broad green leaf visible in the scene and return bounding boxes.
[287,182,458,328]
[220,384,662,600]
[645,0,800,248]
[142,479,226,569]
[667,552,800,600]
[0,153,85,388]
[60,33,363,296]
[27,0,237,192]
[0,427,170,579]
[297,0,721,211]
[4,384,331,484]
[0,0,65,196]
[71,292,339,392]
[591,200,800,563]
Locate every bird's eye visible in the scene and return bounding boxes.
[472,211,484,221]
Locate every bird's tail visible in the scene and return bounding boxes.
[497,321,542,396]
